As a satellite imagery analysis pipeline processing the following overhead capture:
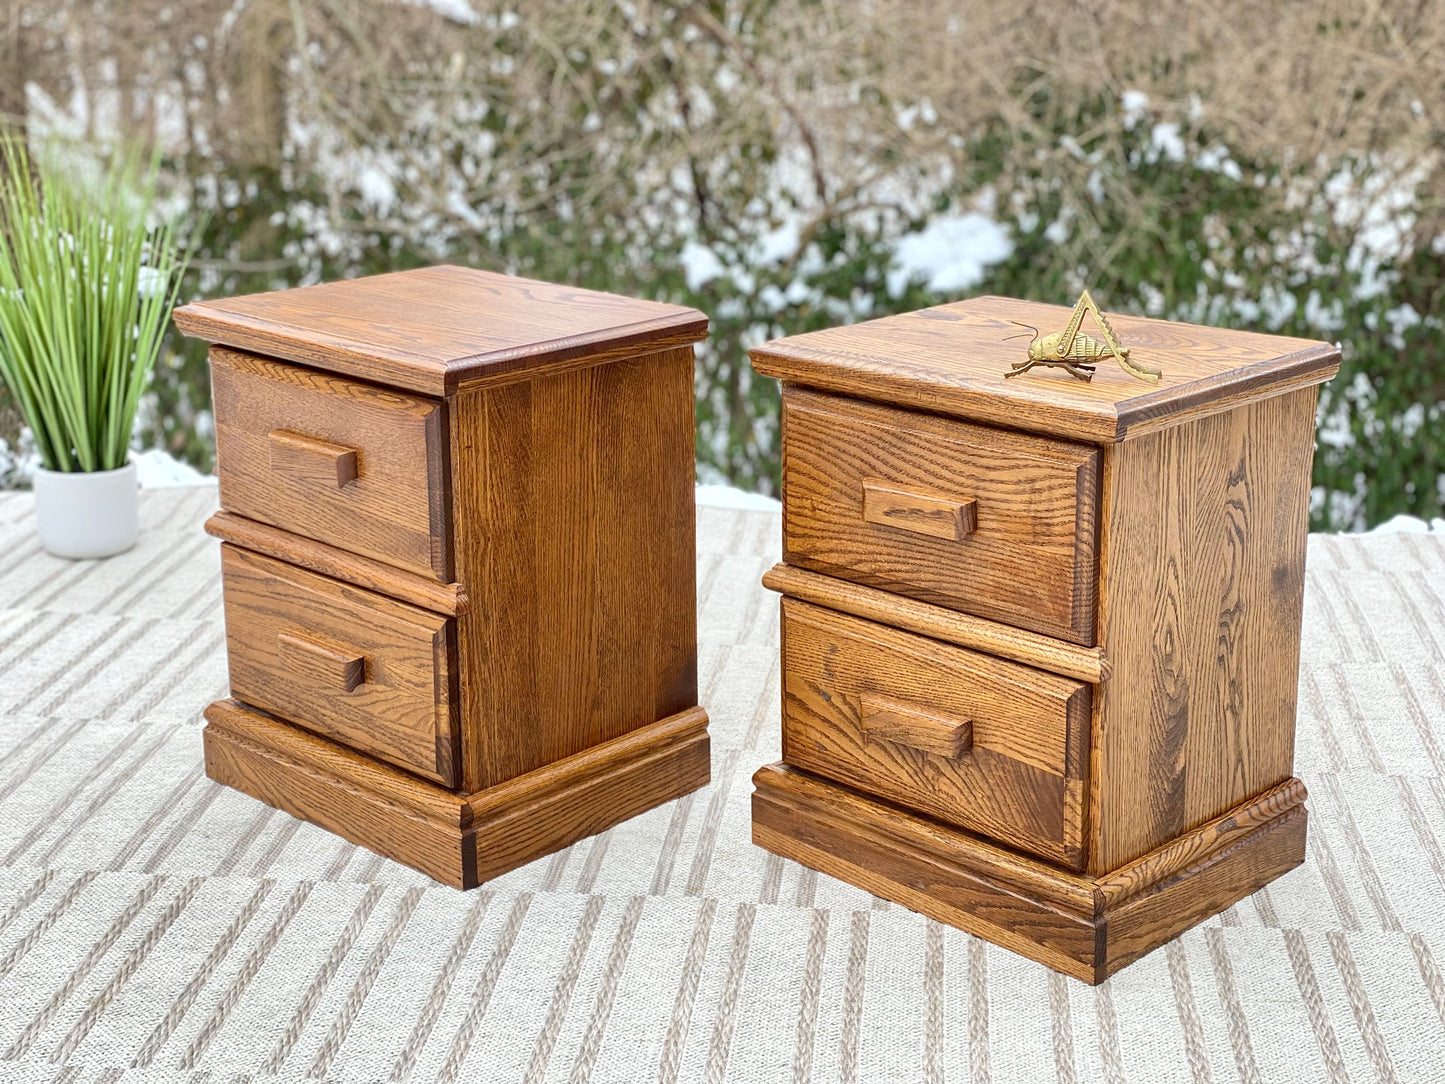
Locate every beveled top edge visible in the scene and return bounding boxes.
[750,294,1340,443]
[174,265,708,396]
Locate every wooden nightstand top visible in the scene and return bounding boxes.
[751,295,1340,443]
[174,265,708,396]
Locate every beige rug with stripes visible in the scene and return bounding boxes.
[0,485,1443,1084]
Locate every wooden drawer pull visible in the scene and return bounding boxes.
[277,629,366,692]
[861,480,977,542]
[268,429,359,488]
[860,694,973,758]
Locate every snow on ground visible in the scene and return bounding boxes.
[694,484,780,511]
[132,448,213,488]
[1364,513,1445,535]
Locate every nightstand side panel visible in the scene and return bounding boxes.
[1088,386,1318,875]
[450,346,701,791]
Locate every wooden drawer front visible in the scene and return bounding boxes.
[220,545,459,786]
[781,389,1101,645]
[211,347,450,580]
[780,599,1089,867]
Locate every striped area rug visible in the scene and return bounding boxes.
[0,486,1443,1083]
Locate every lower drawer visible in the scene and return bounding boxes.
[220,544,459,786]
[780,598,1089,867]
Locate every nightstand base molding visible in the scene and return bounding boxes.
[204,697,711,888]
[751,763,1307,984]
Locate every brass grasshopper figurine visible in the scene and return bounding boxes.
[1004,290,1162,384]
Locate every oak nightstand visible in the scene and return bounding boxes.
[749,295,1339,982]
[176,265,711,888]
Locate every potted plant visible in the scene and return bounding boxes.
[0,136,187,558]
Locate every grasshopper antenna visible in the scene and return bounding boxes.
[1002,321,1038,342]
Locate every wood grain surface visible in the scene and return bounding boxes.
[204,511,468,616]
[449,347,701,791]
[176,265,708,396]
[760,563,1109,683]
[780,598,1090,867]
[751,295,1340,443]
[1087,386,1318,874]
[752,763,1308,984]
[211,347,451,580]
[204,698,710,889]
[782,388,1100,644]
[219,544,459,785]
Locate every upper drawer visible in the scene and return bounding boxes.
[781,389,1100,645]
[211,347,451,581]
[780,598,1089,868]
[220,544,459,786]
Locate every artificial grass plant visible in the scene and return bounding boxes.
[0,135,187,473]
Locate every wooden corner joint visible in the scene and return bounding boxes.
[204,697,711,888]
[1091,776,1308,910]
[751,764,1309,983]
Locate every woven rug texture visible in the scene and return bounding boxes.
[0,486,1443,1083]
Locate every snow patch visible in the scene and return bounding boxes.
[132,449,214,488]
[356,163,399,214]
[1,446,213,490]
[695,484,780,511]
[679,241,725,291]
[888,213,1012,297]
[1364,514,1445,535]
[755,222,800,266]
[1323,154,1438,298]
[1121,89,1150,129]
[1194,145,1243,182]
[1148,122,1187,163]
[397,0,481,25]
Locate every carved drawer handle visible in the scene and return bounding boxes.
[277,629,366,693]
[861,480,977,542]
[860,694,973,759]
[268,429,359,488]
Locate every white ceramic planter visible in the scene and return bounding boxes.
[33,462,139,559]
